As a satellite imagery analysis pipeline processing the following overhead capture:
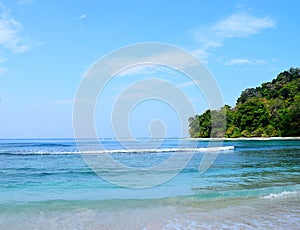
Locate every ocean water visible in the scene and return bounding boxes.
[0,138,300,229]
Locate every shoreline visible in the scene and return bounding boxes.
[187,137,300,141]
[1,137,300,141]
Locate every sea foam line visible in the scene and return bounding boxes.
[84,146,234,154]
[261,191,298,199]
[2,146,235,155]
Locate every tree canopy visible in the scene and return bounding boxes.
[189,67,300,138]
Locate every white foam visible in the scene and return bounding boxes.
[8,146,234,155]
[75,146,234,154]
[261,191,298,199]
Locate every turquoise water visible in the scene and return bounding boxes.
[0,139,300,229]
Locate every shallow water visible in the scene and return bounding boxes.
[0,138,299,229]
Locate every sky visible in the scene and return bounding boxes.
[0,0,299,138]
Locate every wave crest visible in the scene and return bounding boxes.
[1,146,234,155]
[261,191,298,199]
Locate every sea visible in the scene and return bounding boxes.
[0,138,299,229]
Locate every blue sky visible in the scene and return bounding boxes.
[0,0,299,138]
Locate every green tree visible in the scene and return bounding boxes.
[234,98,270,133]
[188,68,300,138]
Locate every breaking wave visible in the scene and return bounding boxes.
[1,146,234,155]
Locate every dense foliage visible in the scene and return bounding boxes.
[189,67,300,137]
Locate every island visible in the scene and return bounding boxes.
[188,67,300,138]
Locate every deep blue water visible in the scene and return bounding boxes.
[0,138,300,229]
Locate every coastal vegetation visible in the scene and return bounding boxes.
[189,67,300,137]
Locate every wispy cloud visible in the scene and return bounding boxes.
[18,0,33,5]
[0,3,30,74]
[78,14,87,20]
[225,58,266,66]
[96,48,201,80]
[214,12,275,38]
[117,65,158,77]
[0,66,7,74]
[178,80,202,89]
[191,11,276,62]
[0,5,29,53]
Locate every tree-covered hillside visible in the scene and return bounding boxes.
[189,67,300,138]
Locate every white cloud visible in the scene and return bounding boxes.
[117,65,158,77]
[0,3,30,73]
[0,66,7,74]
[0,4,30,54]
[90,48,201,80]
[225,58,266,66]
[191,11,276,62]
[78,14,87,20]
[18,0,33,5]
[226,58,252,65]
[214,12,275,38]
[178,80,202,89]
[191,48,210,63]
